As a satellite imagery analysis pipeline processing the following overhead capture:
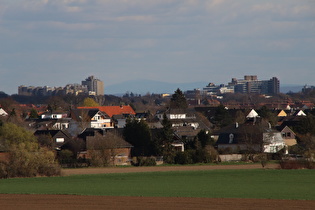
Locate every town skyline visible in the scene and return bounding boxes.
[17,74,283,96]
[1,1,314,95]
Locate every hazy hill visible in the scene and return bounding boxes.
[280,85,303,94]
[105,80,207,95]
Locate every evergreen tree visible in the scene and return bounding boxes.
[213,104,232,128]
[123,119,152,156]
[161,113,173,144]
[170,88,188,110]
[197,129,213,148]
[159,113,176,163]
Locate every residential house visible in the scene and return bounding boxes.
[173,126,201,149]
[77,105,136,128]
[135,112,149,121]
[246,109,259,119]
[77,128,133,165]
[41,112,68,120]
[155,109,199,129]
[216,121,286,154]
[292,110,307,117]
[155,109,187,120]
[41,112,70,130]
[276,110,287,117]
[69,109,113,135]
[34,129,72,149]
[276,125,297,147]
[77,105,136,118]
[277,112,307,129]
[27,111,71,130]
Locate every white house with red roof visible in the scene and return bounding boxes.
[77,105,136,128]
[77,105,136,118]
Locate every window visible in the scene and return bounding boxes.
[56,138,64,143]
[229,133,234,144]
[270,146,276,153]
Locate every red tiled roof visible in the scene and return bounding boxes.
[77,105,136,117]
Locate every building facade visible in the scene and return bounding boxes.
[202,75,280,96]
[230,75,279,95]
[81,76,104,96]
[18,76,104,96]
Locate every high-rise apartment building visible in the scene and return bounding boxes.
[230,75,279,95]
[81,76,104,96]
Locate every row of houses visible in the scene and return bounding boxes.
[211,108,306,156]
[1,103,311,164]
[25,105,203,165]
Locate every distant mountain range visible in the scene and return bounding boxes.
[280,85,304,94]
[105,79,305,96]
[105,80,207,96]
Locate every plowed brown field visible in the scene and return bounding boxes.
[2,164,315,210]
[61,163,279,175]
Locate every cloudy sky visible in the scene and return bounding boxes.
[0,0,314,94]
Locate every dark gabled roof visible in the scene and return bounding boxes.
[216,122,273,145]
[135,112,149,119]
[86,130,133,149]
[173,126,201,138]
[78,128,106,140]
[278,115,305,128]
[112,114,133,120]
[168,109,187,114]
[169,118,198,124]
[34,130,60,137]
[276,125,296,135]
[41,111,68,115]
[195,107,251,121]
[34,129,72,139]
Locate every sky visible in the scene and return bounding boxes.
[0,0,314,95]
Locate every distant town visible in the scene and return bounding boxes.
[18,76,105,97]
[1,74,315,179]
[18,75,281,97]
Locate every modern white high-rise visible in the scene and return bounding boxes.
[82,76,104,96]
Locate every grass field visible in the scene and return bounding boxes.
[1,169,315,200]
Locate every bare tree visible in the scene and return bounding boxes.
[87,132,126,166]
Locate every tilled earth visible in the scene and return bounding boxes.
[2,164,315,210]
[61,163,279,175]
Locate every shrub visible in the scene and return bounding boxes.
[88,150,111,167]
[279,160,315,169]
[1,143,61,178]
[136,156,157,166]
[174,151,194,165]
[58,149,77,168]
[0,162,8,179]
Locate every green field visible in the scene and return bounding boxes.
[1,169,315,200]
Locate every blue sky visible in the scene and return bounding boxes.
[0,0,314,94]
